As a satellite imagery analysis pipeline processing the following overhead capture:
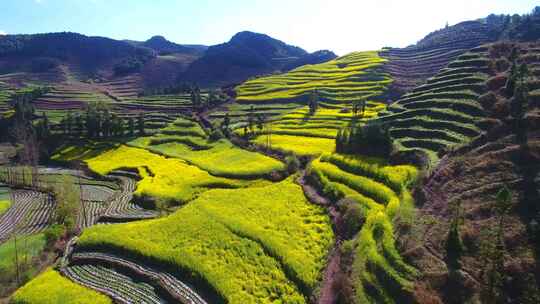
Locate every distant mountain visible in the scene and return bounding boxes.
[179,31,309,86]
[130,35,206,56]
[0,32,155,77]
[283,50,337,71]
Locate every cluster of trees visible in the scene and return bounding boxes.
[0,32,156,74]
[58,106,144,139]
[486,6,540,42]
[242,106,268,138]
[335,122,394,157]
[139,82,196,96]
[352,100,367,117]
[191,88,227,112]
[113,57,145,75]
[506,47,530,143]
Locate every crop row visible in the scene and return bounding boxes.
[71,251,208,304]
[63,264,164,303]
[309,155,418,302]
[0,190,53,243]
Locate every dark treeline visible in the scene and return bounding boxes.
[335,122,394,157]
[0,32,156,74]
[57,105,144,139]
[139,82,195,96]
[485,6,540,42]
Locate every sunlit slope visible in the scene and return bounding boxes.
[375,46,490,163]
[226,51,392,156]
[77,178,333,303]
[11,268,112,304]
[309,154,418,303]
[236,51,391,104]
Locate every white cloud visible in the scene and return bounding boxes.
[0,30,6,36]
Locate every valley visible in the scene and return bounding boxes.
[0,4,540,304]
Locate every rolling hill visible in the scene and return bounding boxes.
[2,5,540,304]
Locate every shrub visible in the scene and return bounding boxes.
[44,224,65,246]
[338,198,365,239]
[285,155,300,174]
[209,129,224,142]
[478,91,498,111]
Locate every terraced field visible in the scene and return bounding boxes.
[0,189,53,243]
[12,268,112,304]
[375,47,491,163]
[65,252,208,304]
[236,51,391,104]
[97,74,142,100]
[214,51,393,156]
[0,185,11,216]
[0,82,14,113]
[380,21,496,96]
[75,178,333,303]
[129,116,286,178]
[248,102,386,155]
[309,154,418,303]
[81,145,249,204]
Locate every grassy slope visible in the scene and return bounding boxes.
[11,268,112,304]
[0,234,47,275]
[0,186,11,215]
[77,178,333,303]
[310,154,418,303]
[375,48,490,165]
[128,116,285,178]
[84,145,244,204]
[228,51,391,156]
[236,51,390,103]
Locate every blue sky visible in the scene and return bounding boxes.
[0,0,537,55]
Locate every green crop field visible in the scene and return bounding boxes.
[0,185,10,215]
[375,48,490,165]
[84,145,245,204]
[236,51,391,104]
[128,117,286,178]
[0,234,47,280]
[11,268,112,304]
[309,154,418,303]
[77,178,333,303]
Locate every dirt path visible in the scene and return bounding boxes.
[297,171,343,304]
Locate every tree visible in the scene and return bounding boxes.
[483,186,512,303]
[336,129,344,153]
[308,90,319,115]
[190,86,202,111]
[128,117,135,137]
[102,110,111,138]
[221,113,230,136]
[509,63,530,143]
[53,175,81,233]
[247,106,255,134]
[65,112,73,135]
[117,116,124,137]
[446,201,464,268]
[137,113,145,136]
[36,112,50,141]
[74,114,83,136]
[256,113,265,132]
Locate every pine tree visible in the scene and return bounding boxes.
[336,129,343,153]
[446,201,464,268]
[308,90,319,115]
[137,113,145,136]
[128,117,135,137]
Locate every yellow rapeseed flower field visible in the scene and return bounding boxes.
[11,268,112,304]
[78,178,333,303]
